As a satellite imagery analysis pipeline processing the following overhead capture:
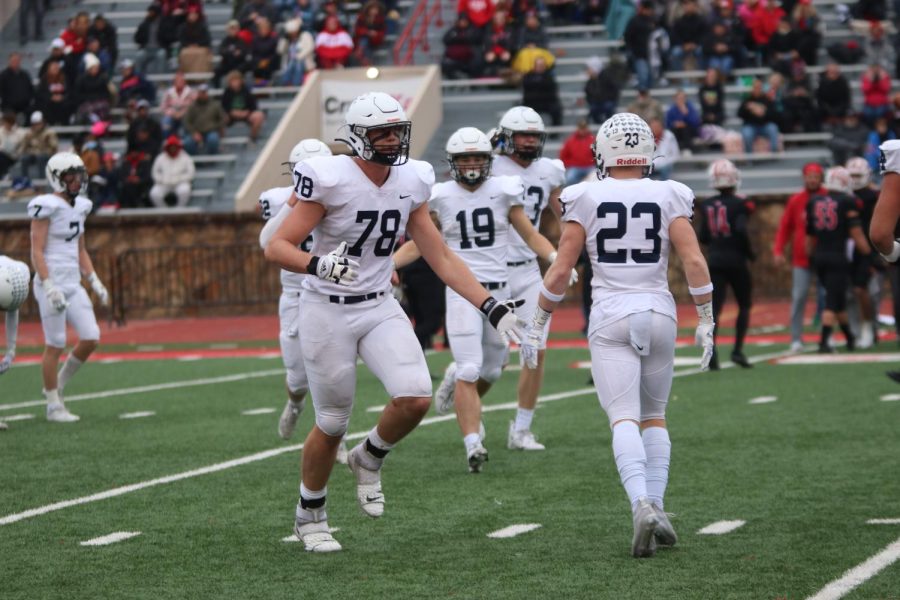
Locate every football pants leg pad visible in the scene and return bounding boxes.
[455,362,482,383]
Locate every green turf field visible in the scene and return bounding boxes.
[2,341,900,600]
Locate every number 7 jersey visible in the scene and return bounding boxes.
[293,154,435,296]
[27,193,92,285]
[561,177,695,331]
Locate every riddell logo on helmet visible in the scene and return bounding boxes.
[616,158,646,165]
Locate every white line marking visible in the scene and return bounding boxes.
[806,536,900,600]
[99,359,123,364]
[0,348,795,527]
[176,356,203,362]
[697,520,746,535]
[880,394,900,402]
[210,343,239,350]
[242,408,276,416]
[487,523,542,539]
[366,405,386,413]
[755,341,775,347]
[777,353,900,365]
[867,518,900,525]
[256,353,281,359]
[748,395,778,404]
[80,531,142,546]
[281,528,340,542]
[2,414,35,422]
[136,345,164,352]
[119,411,156,420]
[0,369,285,412]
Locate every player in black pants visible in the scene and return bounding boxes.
[806,167,873,353]
[698,159,755,370]
[847,157,880,348]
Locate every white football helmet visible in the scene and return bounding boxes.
[45,152,88,198]
[592,112,655,177]
[341,92,411,166]
[0,258,30,312]
[845,156,871,190]
[824,166,852,194]
[446,127,493,186]
[708,158,741,190]
[496,106,546,160]
[286,138,332,170]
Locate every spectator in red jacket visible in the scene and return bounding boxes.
[739,0,783,63]
[773,162,826,351]
[559,119,595,185]
[458,0,497,29]
[352,0,387,66]
[861,63,891,125]
[316,15,354,68]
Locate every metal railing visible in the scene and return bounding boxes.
[393,0,443,66]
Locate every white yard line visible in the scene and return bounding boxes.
[0,349,795,527]
[806,536,900,600]
[2,414,35,422]
[697,520,746,535]
[136,345,164,352]
[868,518,900,525]
[242,408,276,416]
[880,394,900,402]
[80,531,142,546]
[0,369,285,412]
[748,396,778,404]
[176,356,203,362]
[119,411,156,420]
[487,523,542,539]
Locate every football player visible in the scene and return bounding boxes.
[265,93,524,552]
[520,113,715,558]
[846,157,879,348]
[256,139,351,462]
[0,255,31,431]
[28,152,109,423]
[806,167,872,353]
[444,105,571,452]
[392,127,569,472]
[697,159,755,369]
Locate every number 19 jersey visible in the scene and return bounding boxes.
[561,177,695,331]
[294,154,434,296]
[27,193,92,285]
[429,175,524,282]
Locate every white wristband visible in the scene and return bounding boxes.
[540,283,565,303]
[881,240,900,263]
[548,250,558,263]
[695,301,714,324]
[689,282,714,296]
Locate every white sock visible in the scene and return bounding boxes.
[514,408,535,432]
[611,421,648,512]
[366,426,395,452]
[44,388,61,406]
[299,483,326,501]
[463,433,481,450]
[297,483,327,520]
[642,426,671,509]
[58,355,84,391]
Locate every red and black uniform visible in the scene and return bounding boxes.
[806,191,862,313]
[698,192,755,357]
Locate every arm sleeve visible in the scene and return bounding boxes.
[259,202,292,249]
[4,309,18,359]
[880,139,900,174]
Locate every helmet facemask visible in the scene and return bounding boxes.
[500,128,546,161]
[449,152,492,186]
[350,121,412,166]
[57,167,88,200]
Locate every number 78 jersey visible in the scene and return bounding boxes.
[561,177,695,330]
[293,154,434,296]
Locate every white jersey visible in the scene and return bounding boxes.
[880,139,900,174]
[259,185,312,292]
[293,154,434,296]
[561,177,694,330]
[491,154,565,263]
[27,193,92,285]
[429,175,524,282]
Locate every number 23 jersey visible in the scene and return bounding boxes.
[293,154,434,296]
[27,193,92,285]
[561,177,694,330]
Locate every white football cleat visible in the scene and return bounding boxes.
[47,402,80,423]
[507,420,545,450]
[278,399,304,440]
[335,438,349,465]
[631,497,660,558]
[294,506,341,553]
[0,421,7,431]
[466,443,489,473]
[434,362,457,415]
[858,323,874,349]
[651,503,677,547]
[347,444,384,518]
[789,341,804,354]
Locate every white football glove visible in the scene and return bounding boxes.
[549,251,579,286]
[43,278,69,312]
[482,297,526,344]
[310,241,360,286]
[695,301,715,371]
[521,306,551,369]
[87,272,109,306]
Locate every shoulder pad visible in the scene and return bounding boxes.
[559,180,591,216]
[76,195,93,215]
[411,159,436,187]
[429,180,453,203]
[27,194,60,218]
[881,139,900,174]
[548,158,566,174]
[301,155,340,188]
[497,175,524,197]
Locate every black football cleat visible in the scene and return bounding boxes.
[730,351,752,368]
